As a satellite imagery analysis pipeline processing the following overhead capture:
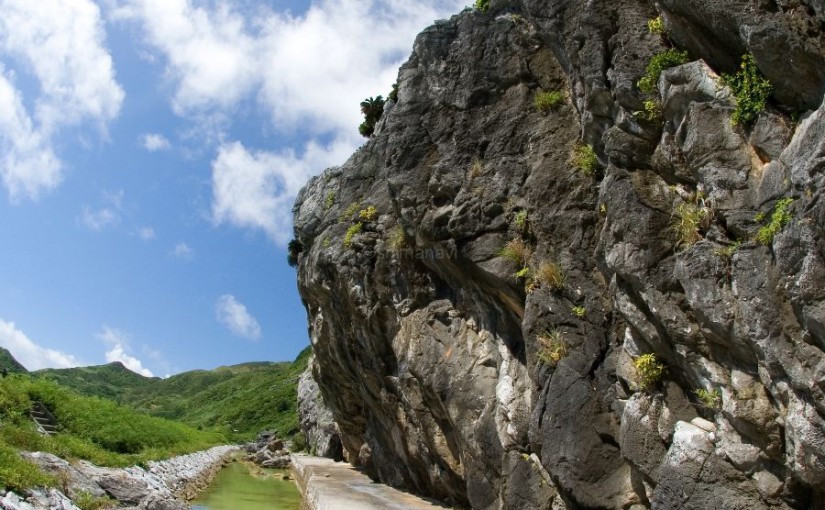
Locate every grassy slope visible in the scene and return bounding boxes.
[35,346,312,441]
[0,374,225,491]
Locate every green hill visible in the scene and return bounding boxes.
[0,347,28,374]
[0,374,224,491]
[37,361,158,401]
[35,346,312,441]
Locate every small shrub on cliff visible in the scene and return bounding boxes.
[694,388,722,411]
[755,197,794,245]
[534,90,565,112]
[722,54,772,126]
[634,99,661,121]
[324,191,335,211]
[637,49,689,93]
[570,142,599,175]
[475,0,490,13]
[514,210,529,233]
[359,206,378,222]
[714,241,740,260]
[388,226,407,252]
[634,354,665,391]
[358,96,385,137]
[536,261,564,291]
[499,238,532,266]
[672,201,712,248]
[648,16,666,36]
[388,82,399,103]
[536,330,568,366]
[469,158,484,179]
[338,200,362,223]
[287,239,303,267]
[344,222,363,247]
[571,306,586,318]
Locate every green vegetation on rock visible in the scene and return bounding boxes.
[475,0,490,13]
[694,388,722,410]
[634,354,665,391]
[358,96,385,137]
[672,201,712,248]
[536,330,568,366]
[570,143,599,175]
[287,239,303,268]
[754,197,794,245]
[648,16,666,36]
[534,90,564,112]
[722,54,772,126]
[344,222,363,247]
[638,49,689,94]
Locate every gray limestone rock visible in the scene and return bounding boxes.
[292,1,825,508]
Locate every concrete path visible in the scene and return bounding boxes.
[291,455,450,510]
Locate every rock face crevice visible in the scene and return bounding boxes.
[294,1,825,509]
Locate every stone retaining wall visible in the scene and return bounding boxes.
[0,445,239,510]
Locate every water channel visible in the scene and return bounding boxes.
[191,459,301,510]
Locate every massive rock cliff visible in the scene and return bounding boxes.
[293,0,825,508]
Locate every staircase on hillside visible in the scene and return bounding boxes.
[30,401,59,436]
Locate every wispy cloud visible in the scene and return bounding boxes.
[170,242,193,259]
[109,0,465,244]
[215,294,261,340]
[97,325,154,377]
[137,226,155,240]
[141,132,171,151]
[81,206,119,231]
[79,189,124,231]
[0,0,124,201]
[0,318,81,370]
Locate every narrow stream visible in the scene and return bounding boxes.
[191,460,301,510]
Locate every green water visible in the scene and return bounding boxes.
[191,461,301,510]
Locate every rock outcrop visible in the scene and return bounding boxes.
[245,430,292,469]
[297,357,344,460]
[294,1,825,509]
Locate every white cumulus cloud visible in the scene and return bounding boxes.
[141,133,171,151]
[109,0,465,243]
[0,318,81,370]
[0,0,124,201]
[211,139,353,244]
[215,294,261,340]
[98,325,154,377]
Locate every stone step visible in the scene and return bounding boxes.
[30,402,59,436]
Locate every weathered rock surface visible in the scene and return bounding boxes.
[298,356,344,459]
[294,1,825,509]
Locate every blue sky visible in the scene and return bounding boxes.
[0,0,465,376]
